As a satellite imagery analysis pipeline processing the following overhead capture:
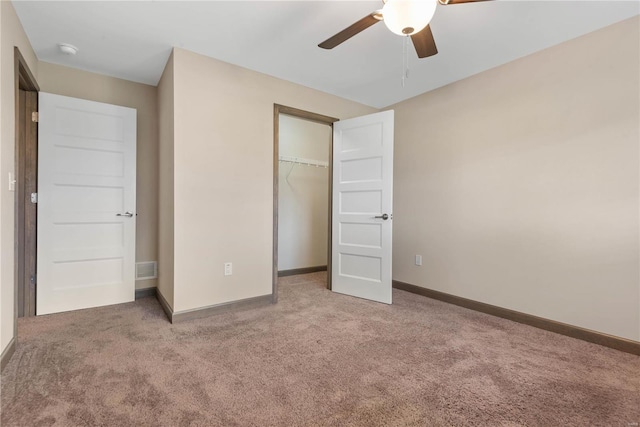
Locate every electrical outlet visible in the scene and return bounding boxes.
[415,255,422,266]
[224,262,232,276]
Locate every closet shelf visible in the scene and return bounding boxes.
[279,155,328,168]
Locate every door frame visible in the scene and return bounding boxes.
[14,46,39,323]
[272,104,338,303]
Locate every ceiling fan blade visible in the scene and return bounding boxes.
[411,25,438,58]
[318,13,381,49]
[439,0,492,4]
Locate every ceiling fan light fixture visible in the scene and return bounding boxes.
[382,0,437,36]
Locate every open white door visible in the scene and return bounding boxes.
[332,110,394,304]
[37,93,136,315]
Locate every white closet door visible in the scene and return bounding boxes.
[332,110,394,304]
[37,92,137,315]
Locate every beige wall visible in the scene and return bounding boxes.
[278,115,331,271]
[37,62,159,291]
[391,17,640,341]
[1,0,38,354]
[0,0,4,359]
[157,53,175,308]
[168,48,375,312]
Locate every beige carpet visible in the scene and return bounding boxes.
[1,272,639,426]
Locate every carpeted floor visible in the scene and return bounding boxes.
[1,272,639,426]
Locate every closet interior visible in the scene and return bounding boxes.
[277,114,331,276]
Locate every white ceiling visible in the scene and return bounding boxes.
[12,1,640,108]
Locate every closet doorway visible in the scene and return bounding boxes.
[272,105,337,303]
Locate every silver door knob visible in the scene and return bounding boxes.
[116,211,134,217]
[374,214,389,220]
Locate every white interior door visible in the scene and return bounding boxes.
[37,92,137,315]
[332,110,394,304]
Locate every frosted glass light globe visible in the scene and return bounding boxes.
[382,0,438,36]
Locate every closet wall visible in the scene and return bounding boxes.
[278,115,331,272]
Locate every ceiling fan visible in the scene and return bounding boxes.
[318,0,492,59]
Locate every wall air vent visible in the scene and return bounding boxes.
[136,261,157,280]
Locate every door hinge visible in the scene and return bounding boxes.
[32,112,39,123]
[30,274,36,285]
[30,192,38,204]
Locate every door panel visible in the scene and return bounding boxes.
[332,110,394,304]
[37,92,136,315]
